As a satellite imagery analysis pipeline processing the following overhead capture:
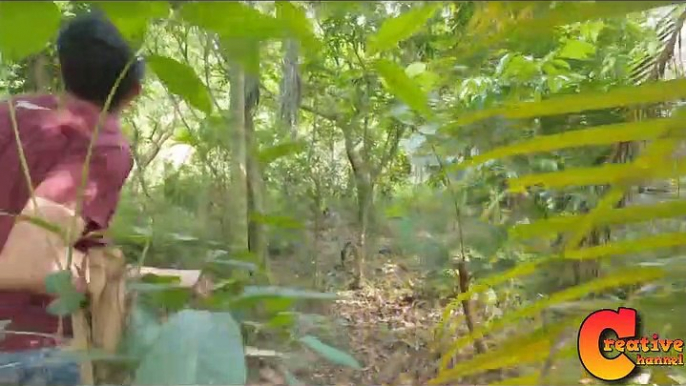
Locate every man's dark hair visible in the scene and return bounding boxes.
[57,12,144,111]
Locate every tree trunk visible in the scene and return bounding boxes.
[245,71,269,278]
[27,53,50,92]
[279,39,301,140]
[229,63,249,253]
[311,179,323,288]
[350,172,372,289]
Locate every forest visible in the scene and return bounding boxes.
[1,1,686,385]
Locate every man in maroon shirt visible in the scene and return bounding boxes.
[0,12,142,385]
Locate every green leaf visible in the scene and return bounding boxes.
[0,1,61,62]
[375,59,431,118]
[435,316,579,381]
[266,312,297,329]
[148,289,192,311]
[511,200,686,241]
[445,79,686,131]
[258,141,306,166]
[557,39,596,60]
[405,62,427,78]
[229,286,335,312]
[147,55,213,114]
[565,232,686,261]
[45,271,73,296]
[122,304,161,360]
[507,154,686,192]
[452,117,679,171]
[44,271,85,316]
[299,335,362,370]
[94,1,169,42]
[367,4,440,55]
[180,2,281,41]
[134,310,246,385]
[47,292,85,317]
[440,267,665,365]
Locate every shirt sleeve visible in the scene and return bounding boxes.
[34,147,133,251]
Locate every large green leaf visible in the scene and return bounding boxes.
[510,200,686,241]
[258,140,307,166]
[94,1,169,42]
[452,117,679,171]
[375,59,431,118]
[444,79,686,131]
[122,304,162,360]
[45,271,74,295]
[507,154,686,192]
[440,267,664,364]
[147,54,213,114]
[45,271,84,317]
[557,39,596,61]
[134,310,246,385]
[229,286,335,312]
[236,286,336,302]
[180,2,282,41]
[367,3,440,55]
[299,335,362,370]
[0,1,61,62]
[565,232,686,261]
[434,316,580,381]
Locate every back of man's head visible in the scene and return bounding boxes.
[57,12,144,111]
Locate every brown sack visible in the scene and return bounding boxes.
[81,248,128,384]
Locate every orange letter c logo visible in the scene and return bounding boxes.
[578,307,638,381]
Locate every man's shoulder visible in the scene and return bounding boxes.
[1,94,58,113]
[0,94,61,146]
[0,94,56,117]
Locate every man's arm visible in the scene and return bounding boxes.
[0,197,86,292]
[0,149,132,292]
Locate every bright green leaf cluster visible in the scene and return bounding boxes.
[0,2,61,62]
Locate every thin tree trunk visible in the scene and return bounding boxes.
[279,39,301,140]
[352,178,372,289]
[229,63,249,253]
[28,53,50,92]
[245,70,268,278]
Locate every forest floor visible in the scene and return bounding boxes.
[267,257,444,385]
[263,223,475,386]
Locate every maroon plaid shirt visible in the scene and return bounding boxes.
[0,94,132,351]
